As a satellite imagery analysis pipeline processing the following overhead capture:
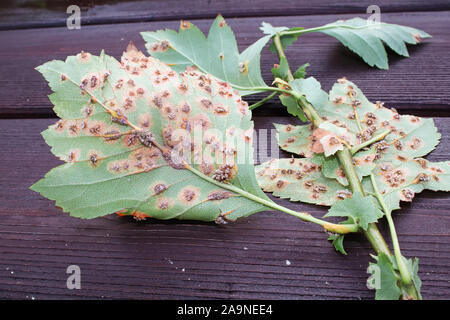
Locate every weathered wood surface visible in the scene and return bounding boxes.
[0,11,449,117]
[0,117,449,299]
[0,1,449,300]
[1,0,449,30]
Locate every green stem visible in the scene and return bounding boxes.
[185,163,358,234]
[279,24,375,37]
[370,174,413,284]
[350,129,391,154]
[273,31,392,257]
[249,92,278,110]
[271,27,420,299]
[273,33,295,82]
[232,84,294,96]
[335,149,392,256]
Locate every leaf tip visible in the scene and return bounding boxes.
[126,40,138,53]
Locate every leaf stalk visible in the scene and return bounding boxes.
[184,163,358,234]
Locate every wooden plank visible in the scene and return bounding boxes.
[0,11,449,118]
[0,116,448,299]
[1,0,449,30]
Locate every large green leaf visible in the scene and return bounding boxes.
[31,44,276,221]
[319,79,449,211]
[280,17,430,69]
[141,16,271,95]
[258,78,449,211]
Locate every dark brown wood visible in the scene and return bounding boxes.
[1,0,450,30]
[0,11,449,118]
[0,117,449,299]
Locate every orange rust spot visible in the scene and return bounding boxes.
[310,128,331,154]
[66,149,80,163]
[180,20,191,30]
[53,120,66,133]
[77,51,91,62]
[132,211,150,220]
[218,17,226,27]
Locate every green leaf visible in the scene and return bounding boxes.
[260,22,289,36]
[293,63,309,79]
[405,257,422,300]
[256,158,352,206]
[290,77,329,109]
[260,22,303,53]
[274,123,314,157]
[141,16,271,95]
[281,17,430,69]
[315,150,376,187]
[325,192,382,230]
[368,253,402,300]
[276,76,328,124]
[264,77,448,212]
[31,44,276,221]
[363,159,450,212]
[271,56,290,81]
[328,234,347,255]
[278,95,307,122]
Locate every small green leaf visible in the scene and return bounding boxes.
[290,77,329,108]
[405,257,422,300]
[314,151,376,187]
[369,253,402,300]
[260,22,289,36]
[141,16,272,95]
[260,22,304,53]
[293,63,309,79]
[328,234,347,255]
[278,95,307,122]
[325,192,382,230]
[271,56,290,80]
[274,123,314,157]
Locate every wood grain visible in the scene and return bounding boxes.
[1,0,449,30]
[0,117,448,299]
[0,11,449,117]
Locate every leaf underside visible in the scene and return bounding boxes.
[281,17,431,69]
[257,78,449,213]
[31,44,274,221]
[141,15,271,95]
